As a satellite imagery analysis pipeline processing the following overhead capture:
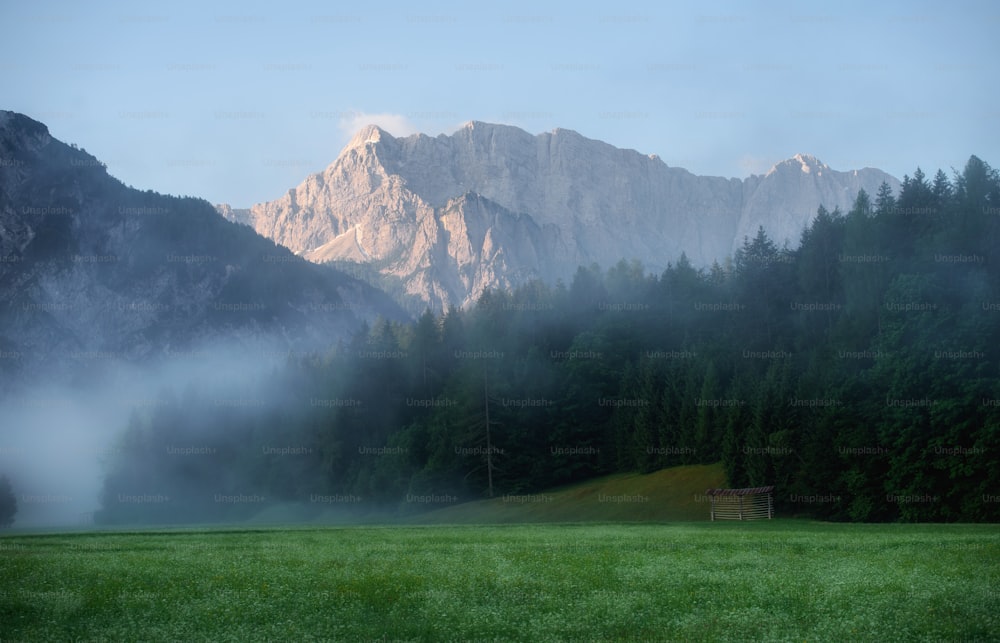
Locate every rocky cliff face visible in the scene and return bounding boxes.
[0,111,405,387]
[219,122,901,311]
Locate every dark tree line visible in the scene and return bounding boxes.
[98,156,1000,523]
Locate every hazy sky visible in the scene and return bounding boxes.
[2,0,997,206]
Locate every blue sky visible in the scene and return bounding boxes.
[2,0,997,206]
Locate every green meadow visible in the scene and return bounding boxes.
[1,521,997,641]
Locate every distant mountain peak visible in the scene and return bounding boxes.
[345,124,392,150]
[766,153,830,176]
[458,120,532,137]
[793,153,827,171]
[463,120,523,129]
[461,120,502,134]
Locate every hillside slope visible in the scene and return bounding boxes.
[410,463,727,523]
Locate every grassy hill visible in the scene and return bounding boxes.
[411,462,726,524]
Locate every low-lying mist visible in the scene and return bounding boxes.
[0,339,345,529]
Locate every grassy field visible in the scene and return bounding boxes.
[1,521,997,641]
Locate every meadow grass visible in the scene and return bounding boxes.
[1,521,997,641]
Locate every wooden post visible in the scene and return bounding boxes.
[738,495,744,520]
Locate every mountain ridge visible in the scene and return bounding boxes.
[0,110,406,386]
[219,121,899,311]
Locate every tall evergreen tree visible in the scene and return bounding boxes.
[874,181,897,217]
[0,474,15,528]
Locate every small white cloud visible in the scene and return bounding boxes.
[337,111,420,139]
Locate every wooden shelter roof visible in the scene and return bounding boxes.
[705,486,774,496]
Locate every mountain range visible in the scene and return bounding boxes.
[218,122,900,311]
[0,109,902,383]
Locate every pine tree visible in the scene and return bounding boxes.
[613,361,640,470]
[931,169,953,205]
[0,474,17,527]
[694,362,720,460]
[901,167,932,207]
[874,181,896,217]
[632,361,658,473]
[954,155,998,208]
[410,309,441,393]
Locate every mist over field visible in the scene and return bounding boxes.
[0,342,301,527]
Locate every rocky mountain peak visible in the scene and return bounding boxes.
[345,124,393,150]
[462,120,516,133]
[793,153,827,173]
[766,153,829,177]
[455,120,520,141]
